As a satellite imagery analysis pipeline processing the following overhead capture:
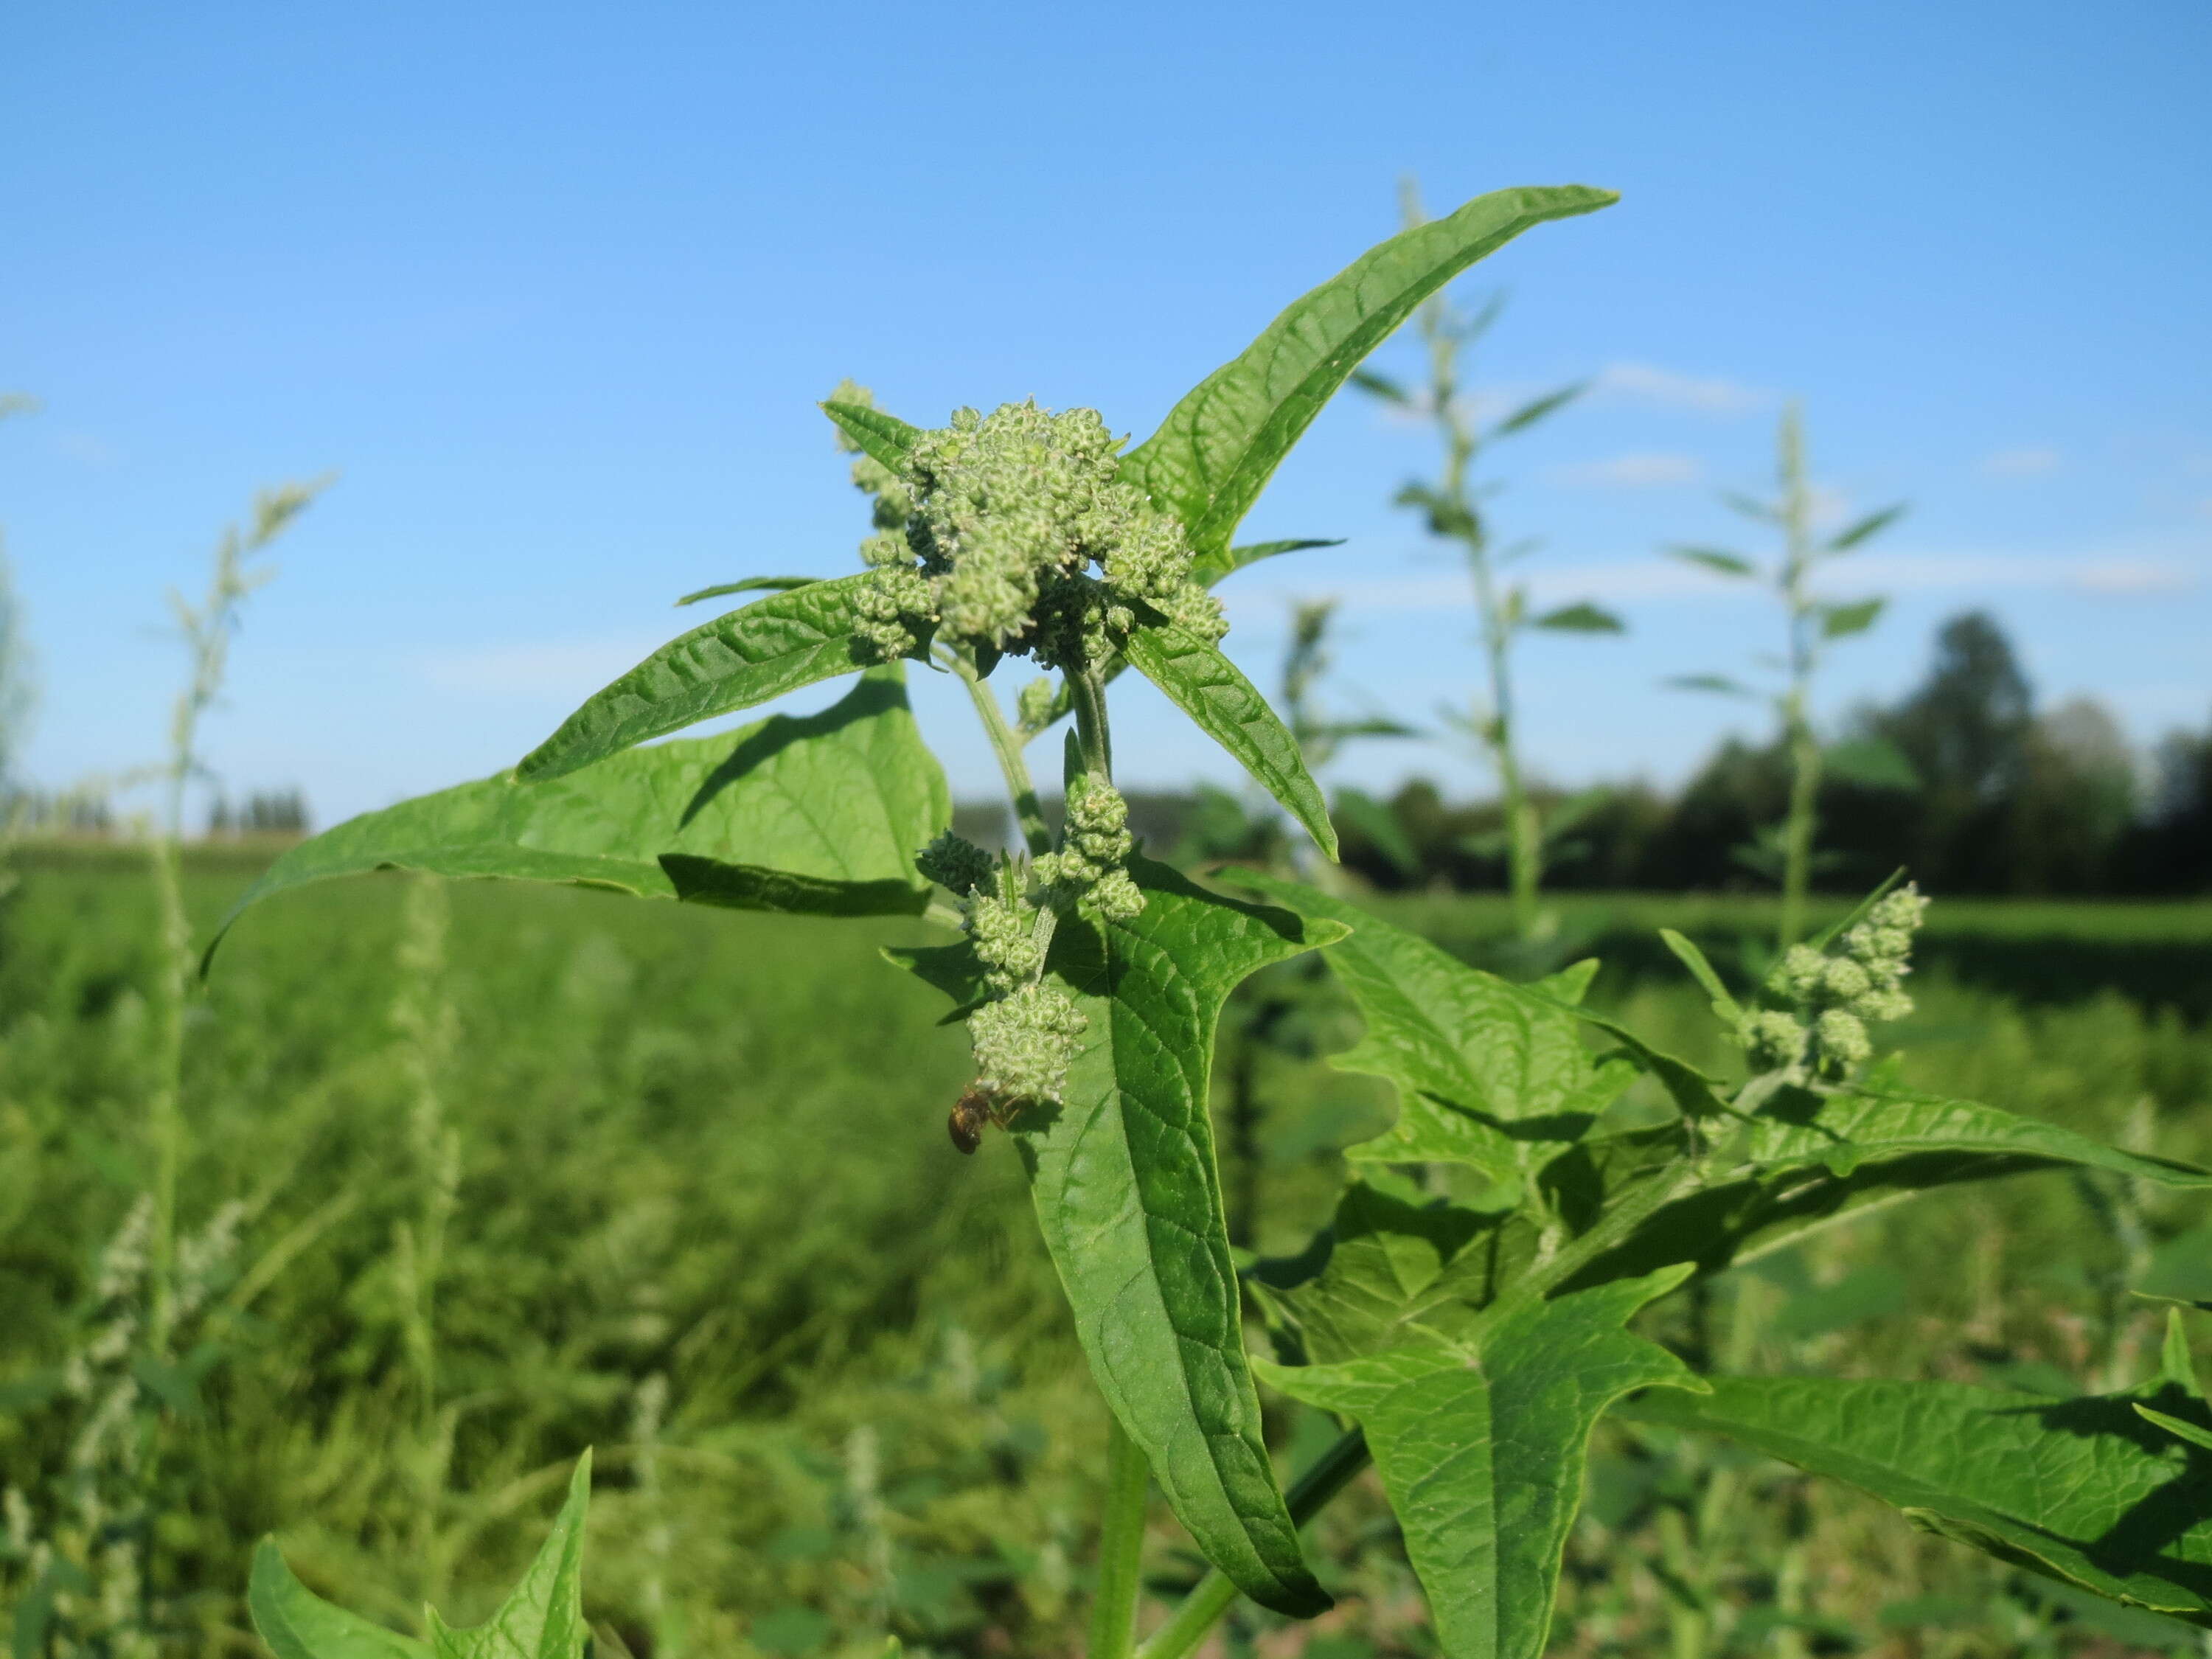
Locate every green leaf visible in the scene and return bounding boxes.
[1619,1377,2212,1623]
[1256,1177,1498,1366]
[1489,380,1587,439]
[1530,601,1624,634]
[1332,786,1420,880]
[1668,546,1756,578]
[675,575,818,607]
[1665,672,1756,699]
[1259,1269,1702,1659]
[891,860,1344,1613]
[1121,185,1617,555]
[518,574,917,782]
[1573,1085,2212,1289]
[429,1454,593,1659]
[209,669,947,961]
[1348,367,1411,405]
[2137,1405,2212,1455]
[1123,622,1338,859]
[1824,735,1919,790]
[249,1543,430,1659]
[1658,928,1742,1025]
[1827,502,1906,552]
[821,400,922,474]
[1188,538,1346,590]
[1819,597,1886,641]
[1222,873,1634,1186]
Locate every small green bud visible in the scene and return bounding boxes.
[1851,983,1913,1024]
[1813,1008,1871,1077]
[1820,957,1872,1003]
[1739,1009,1807,1071]
[1016,676,1058,731]
[917,830,994,897]
[1087,866,1144,922]
[1769,945,1828,1004]
[968,983,1088,1104]
[966,894,1044,992]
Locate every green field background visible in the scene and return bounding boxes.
[5,850,2210,1657]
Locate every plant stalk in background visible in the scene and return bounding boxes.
[1665,404,1907,948]
[1355,178,1624,942]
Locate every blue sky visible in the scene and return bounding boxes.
[4,1,2208,826]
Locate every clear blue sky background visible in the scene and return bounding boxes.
[5,1,2208,827]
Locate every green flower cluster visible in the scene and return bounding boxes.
[1033,776,1144,922]
[1740,883,1928,1079]
[855,400,1225,669]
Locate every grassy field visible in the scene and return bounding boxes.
[3,849,2210,1658]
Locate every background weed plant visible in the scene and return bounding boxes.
[9,187,2212,1659]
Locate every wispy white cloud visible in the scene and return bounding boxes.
[1234,546,2202,614]
[1590,361,1768,416]
[1548,451,1704,489]
[416,638,662,698]
[1980,445,2062,477]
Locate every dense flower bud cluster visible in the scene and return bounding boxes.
[1033,777,1144,921]
[967,892,1046,995]
[1015,676,1058,733]
[855,400,1223,670]
[915,829,994,899]
[1739,883,1928,1080]
[968,983,1088,1104]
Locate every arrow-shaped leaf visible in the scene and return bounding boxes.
[1121,185,1616,556]
[1620,1377,2212,1624]
[1124,622,1337,858]
[428,1455,594,1659]
[1259,1269,1702,1659]
[519,574,917,782]
[209,669,946,961]
[249,1545,430,1659]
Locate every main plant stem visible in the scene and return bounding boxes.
[1089,1413,1151,1659]
[945,650,1052,856]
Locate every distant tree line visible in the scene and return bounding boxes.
[1328,611,2208,897]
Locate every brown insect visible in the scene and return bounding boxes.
[947,1088,994,1155]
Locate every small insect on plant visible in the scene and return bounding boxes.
[212,187,2212,1659]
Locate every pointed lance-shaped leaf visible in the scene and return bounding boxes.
[206,669,947,964]
[1824,735,1919,791]
[1619,1377,2212,1624]
[1188,538,1346,590]
[1819,597,1886,641]
[675,574,818,608]
[1531,601,1625,634]
[1258,1269,1703,1659]
[1121,184,1617,556]
[1123,622,1338,859]
[892,858,1346,1615]
[1490,380,1588,439]
[518,574,924,782]
[250,1545,431,1659]
[1668,546,1757,579]
[1665,672,1757,699]
[1827,501,1907,552]
[820,399,924,473]
[428,1454,594,1659]
[1349,367,1413,406]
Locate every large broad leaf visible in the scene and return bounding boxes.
[428,1455,593,1659]
[1123,624,1337,859]
[1573,1085,2212,1289]
[1258,1269,1701,1659]
[1227,875,1653,1184]
[249,1545,430,1659]
[1253,1177,1498,1366]
[1121,184,1615,556]
[1620,1377,2212,1624]
[897,858,1345,1616]
[209,669,947,960]
[518,574,919,782]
